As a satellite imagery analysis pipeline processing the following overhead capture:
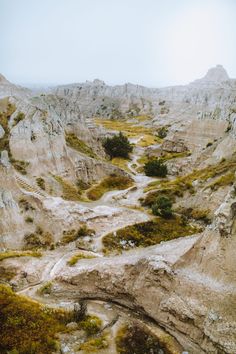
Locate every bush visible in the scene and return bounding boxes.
[157,126,168,139]
[103,132,133,159]
[151,196,173,218]
[144,159,167,177]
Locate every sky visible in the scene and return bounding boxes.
[0,0,236,87]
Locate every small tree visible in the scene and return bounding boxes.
[103,131,133,159]
[144,159,167,177]
[152,196,173,218]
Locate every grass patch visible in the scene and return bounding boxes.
[0,251,42,262]
[94,118,154,138]
[0,284,71,353]
[0,100,16,154]
[87,174,133,201]
[176,207,211,224]
[0,266,17,282]
[37,281,53,295]
[78,315,102,336]
[160,151,191,161]
[36,177,46,190]
[24,227,53,250]
[79,334,108,352]
[103,216,199,253]
[137,134,160,147]
[111,157,131,172]
[67,253,96,266]
[11,159,29,175]
[61,226,94,245]
[54,175,83,201]
[65,133,97,158]
[207,171,235,190]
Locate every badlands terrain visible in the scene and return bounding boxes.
[0,65,236,353]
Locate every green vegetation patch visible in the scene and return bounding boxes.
[61,225,95,245]
[87,174,133,201]
[66,133,97,158]
[24,227,53,250]
[111,157,132,173]
[0,285,70,354]
[11,159,29,175]
[37,281,53,295]
[207,171,235,191]
[78,315,102,336]
[103,132,133,159]
[0,251,42,262]
[116,324,165,354]
[145,156,236,194]
[67,253,96,266]
[103,217,199,253]
[36,177,46,190]
[176,207,211,225]
[144,159,168,177]
[0,100,16,154]
[78,335,108,352]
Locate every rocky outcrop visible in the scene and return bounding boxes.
[50,186,236,353]
[0,74,31,99]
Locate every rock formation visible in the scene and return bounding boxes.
[0,67,236,353]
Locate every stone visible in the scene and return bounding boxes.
[0,124,5,138]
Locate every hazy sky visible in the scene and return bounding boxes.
[1,0,236,87]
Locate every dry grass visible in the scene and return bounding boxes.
[111,157,132,172]
[0,250,42,262]
[87,174,133,201]
[0,284,71,353]
[103,216,200,253]
[65,133,97,158]
[67,253,96,266]
[94,118,153,137]
[54,175,83,201]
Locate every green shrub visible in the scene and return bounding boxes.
[144,159,167,177]
[25,216,34,223]
[151,196,173,218]
[103,132,133,159]
[157,126,168,139]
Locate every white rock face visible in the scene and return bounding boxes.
[192,64,229,84]
[0,73,31,98]
[0,124,4,138]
